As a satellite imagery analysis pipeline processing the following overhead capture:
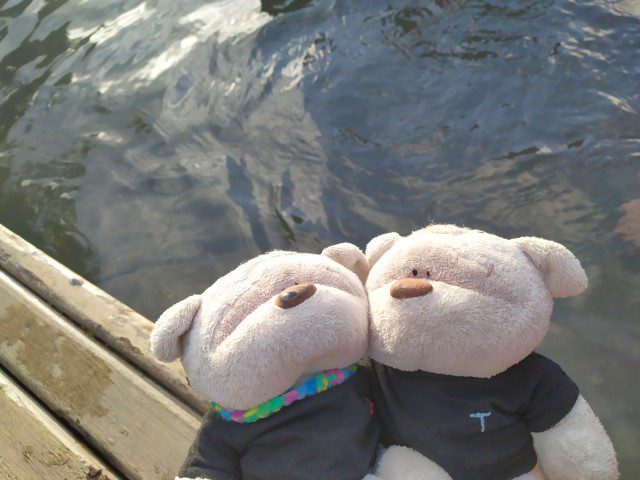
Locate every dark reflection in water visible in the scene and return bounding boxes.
[0,0,638,475]
[261,0,313,16]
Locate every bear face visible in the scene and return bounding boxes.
[150,244,369,410]
[365,225,588,378]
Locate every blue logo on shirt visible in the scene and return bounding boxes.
[469,412,492,432]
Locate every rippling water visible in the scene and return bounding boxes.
[0,0,638,475]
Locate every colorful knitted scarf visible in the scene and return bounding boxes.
[211,363,359,423]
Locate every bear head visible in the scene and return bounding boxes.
[150,243,369,409]
[365,225,587,378]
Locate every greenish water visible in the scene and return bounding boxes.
[0,0,638,475]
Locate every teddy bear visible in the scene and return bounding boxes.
[363,224,619,480]
[150,244,379,480]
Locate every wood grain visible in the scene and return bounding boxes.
[0,368,121,480]
[0,270,201,480]
[0,223,208,414]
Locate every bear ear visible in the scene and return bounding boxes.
[322,243,368,283]
[150,295,202,362]
[512,237,588,298]
[365,232,401,268]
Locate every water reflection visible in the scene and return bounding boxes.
[261,0,313,17]
[0,0,638,476]
[616,199,640,246]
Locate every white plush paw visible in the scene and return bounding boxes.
[532,396,619,480]
[375,445,452,480]
[514,465,545,480]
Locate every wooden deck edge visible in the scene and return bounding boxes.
[0,224,208,414]
[0,368,122,480]
[0,269,202,479]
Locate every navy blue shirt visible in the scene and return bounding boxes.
[372,353,579,480]
[179,367,379,480]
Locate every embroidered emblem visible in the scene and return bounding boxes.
[364,396,374,415]
[469,412,492,432]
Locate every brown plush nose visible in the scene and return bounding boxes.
[275,283,317,309]
[390,278,433,299]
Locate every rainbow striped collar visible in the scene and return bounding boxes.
[211,364,359,423]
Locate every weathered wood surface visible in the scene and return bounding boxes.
[0,369,121,480]
[0,270,202,480]
[0,223,208,414]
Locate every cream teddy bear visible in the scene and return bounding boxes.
[365,225,618,480]
[150,245,379,480]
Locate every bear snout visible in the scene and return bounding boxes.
[275,283,317,309]
[390,278,433,299]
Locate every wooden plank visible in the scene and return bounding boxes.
[0,223,208,414]
[0,270,201,480]
[0,368,121,480]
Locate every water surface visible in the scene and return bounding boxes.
[0,0,638,475]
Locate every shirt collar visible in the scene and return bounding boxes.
[211,363,358,423]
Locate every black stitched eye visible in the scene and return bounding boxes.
[412,269,418,276]
[427,271,431,277]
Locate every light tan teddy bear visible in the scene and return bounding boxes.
[365,225,618,480]
[150,245,379,480]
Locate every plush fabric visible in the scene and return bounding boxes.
[365,225,564,377]
[376,445,452,480]
[514,466,545,480]
[366,225,619,480]
[151,294,202,362]
[375,447,545,480]
[365,232,402,268]
[532,395,619,480]
[151,248,369,410]
[151,245,378,480]
[323,242,370,284]
[511,237,588,298]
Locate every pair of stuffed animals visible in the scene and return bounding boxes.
[150,225,619,480]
